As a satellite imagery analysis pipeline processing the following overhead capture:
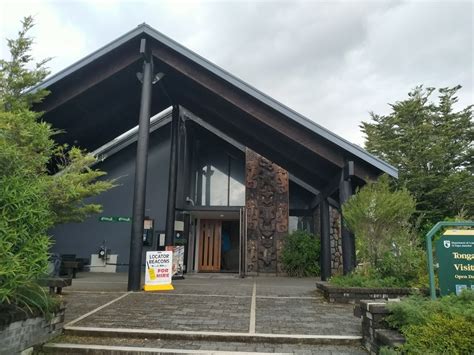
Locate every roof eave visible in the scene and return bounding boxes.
[33,23,398,178]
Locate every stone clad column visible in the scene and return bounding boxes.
[245,149,289,274]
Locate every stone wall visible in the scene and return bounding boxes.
[0,305,65,354]
[245,149,289,274]
[329,206,343,275]
[356,300,405,354]
[313,206,344,276]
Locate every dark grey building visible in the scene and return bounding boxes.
[35,24,397,284]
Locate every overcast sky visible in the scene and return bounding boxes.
[1,0,472,146]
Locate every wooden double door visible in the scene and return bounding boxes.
[198,220,222,272]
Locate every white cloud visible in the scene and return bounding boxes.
[1,0,472,147]
[1,0,88,75]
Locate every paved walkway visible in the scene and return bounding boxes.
[63,273,360,336]
[54,273,365,354]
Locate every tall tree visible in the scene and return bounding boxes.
[0,17,114,311]
[0,16,115,224]
[361,86,473,228]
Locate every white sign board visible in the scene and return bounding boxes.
[144,251,174,291]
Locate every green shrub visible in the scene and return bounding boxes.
[403,314,472,354]
[342,175,417,269]
[386,290,474,354]
[330,272,402,288]
[281,230,320,277]
[1,17,114,315]
[376,231,426,287]
[10,282,60,317]
[379,347,400,355]
[0,174,53,313]
[337,175,425,287]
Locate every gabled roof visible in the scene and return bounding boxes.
[35,23,397,187]
[91,105,320,198]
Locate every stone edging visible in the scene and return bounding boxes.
[316,281,416,304]
[0,304,65,354]
[355,300,405,354]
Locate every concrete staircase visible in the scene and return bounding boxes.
[41,326,367,354]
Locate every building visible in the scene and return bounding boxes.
[36,24,397,286]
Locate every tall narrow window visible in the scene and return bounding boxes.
[196,148,245,206]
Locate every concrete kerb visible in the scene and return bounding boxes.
[63,326,362,346]
[43,343,293,354]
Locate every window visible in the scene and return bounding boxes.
[196,150,245,206]
[289,215,314,234]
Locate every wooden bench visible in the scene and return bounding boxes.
[39,277,72,295]
[61,260,81,278]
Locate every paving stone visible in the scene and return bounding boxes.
[61,292,125,323]
[74,293,251,332]
[57,274,366,354]
[255,298,361,336]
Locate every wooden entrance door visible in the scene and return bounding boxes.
[199,220,222,271]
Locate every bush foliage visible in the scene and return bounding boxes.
[362,85,473,229]
[281,230,320,277]
[334,175,426,287]
[0,17,114,314]
[386,290,474,354]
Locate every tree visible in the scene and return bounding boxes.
[1,16,115,224]
[0,17,114,311]
[341,176,425,287]
[342,175,417,269]
[361,86,473,228]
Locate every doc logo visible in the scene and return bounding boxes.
[443,240,451,248]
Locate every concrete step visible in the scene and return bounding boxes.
[63,326,362,346]
[42,343,294,354]
[42,335,368,354]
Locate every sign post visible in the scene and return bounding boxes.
[144,251,174,291]
[426,221,474,299]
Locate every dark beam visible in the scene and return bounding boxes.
[320,198,331,281]
[310,172,342,210]
[128,39,153,292]
[327,197,341,210]
[40,50,140,113]
[289,209,314,216]
[165,105,180,245]
[310,161,355,210]
[150,45,347,168]
[176,94,332,188]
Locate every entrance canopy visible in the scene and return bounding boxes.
[34,23,396,191]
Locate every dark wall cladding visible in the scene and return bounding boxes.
[289,181,315,210]
[50,127,171,272]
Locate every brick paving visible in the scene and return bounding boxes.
[75,293,252,332]
[63,273,360,336]
[256,298,361,336]
[62,291,126,323]
[57,273,365,354]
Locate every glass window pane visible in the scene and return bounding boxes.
[194,136,245,207]
[200,149,229,206]
[229,157,245,206]
[289,216,298,233]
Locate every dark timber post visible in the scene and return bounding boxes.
[340,177,355,274]
[339,161,356,274]
[128,39,153,291]
[320,198,331,281]
[165,106,180,246]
